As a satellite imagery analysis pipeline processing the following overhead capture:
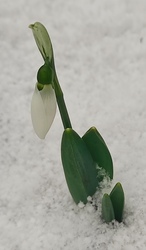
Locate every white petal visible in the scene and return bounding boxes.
[31,83,56,139]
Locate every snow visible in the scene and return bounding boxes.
[1,0,146,249]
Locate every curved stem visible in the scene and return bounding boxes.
[53,74,72,129]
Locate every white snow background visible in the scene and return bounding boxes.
[0,0,146,249]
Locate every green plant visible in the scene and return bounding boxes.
[102,182,125,223]
[29,22,125,223]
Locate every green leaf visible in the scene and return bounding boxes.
[102,193,115,223]
[82,127,113,180]
[110,182,125,223]
[61,128,99,204]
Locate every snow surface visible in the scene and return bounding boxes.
[1,0,146,249]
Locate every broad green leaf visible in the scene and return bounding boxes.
[82,127,113,179]
[102,193,115,223]
[110,182,125,223]
[61,128,99,204]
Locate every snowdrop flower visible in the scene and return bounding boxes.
[31,83,56,139]
[29,22,57,139]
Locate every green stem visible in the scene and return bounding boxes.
[44,56,72,129]
[53,74,72,129]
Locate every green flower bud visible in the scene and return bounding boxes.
[37,63,54,85]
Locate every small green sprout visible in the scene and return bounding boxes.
[102,182,125,223]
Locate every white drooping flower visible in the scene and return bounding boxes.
[31,83,56,139]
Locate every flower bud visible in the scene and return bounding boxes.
[37,63,54,85]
